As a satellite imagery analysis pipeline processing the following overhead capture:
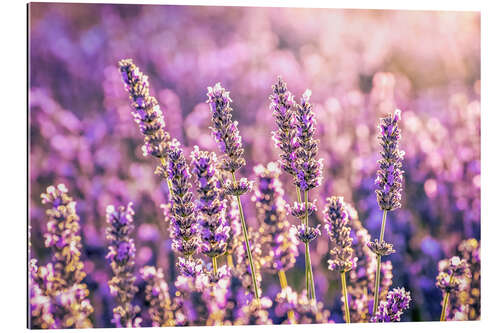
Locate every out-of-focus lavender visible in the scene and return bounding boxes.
[29,3,480,326]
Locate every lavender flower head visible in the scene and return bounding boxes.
[292,224,321,244]
[37,184,93,328]
[294,89,323,191]
[436,256,471,293]
[190,146,230,258]
[160,139,199,260]
[105,203,142,328]
[371,287,411,322]
[375,109,405,211]
[118,59,170,159]
[269,76,298,176]
[206,83,245,173]
[41,184,86,287]
[140,266,175,327]
[252,162,299,272]
[323,196,355,272]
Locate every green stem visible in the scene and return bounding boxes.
[440,292,450,321]
[232,172,260,302]
[278,270,296,323]
[341,271,351,323]
[440,273,454,321]
[212,256,218,276]
[304,190,316,301]
[372,209,388,314]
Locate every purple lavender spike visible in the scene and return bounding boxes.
[105,203,142,328]
[371,287,411,322]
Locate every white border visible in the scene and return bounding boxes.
[1,0,498,332]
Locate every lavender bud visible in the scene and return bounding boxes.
[323,196,354,272]
[436,256,471,293]
[286,200,318,220]
[367,239,396,256]
[375,109,405,211]
[269,76,299,176]
[224,177,254,196]
[206,83,245,172]
[371,287,411,322]
[294,89,323,191]
[118,59,170,159]
[292,224,321,244]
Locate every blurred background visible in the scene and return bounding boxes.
[29,2,480,326]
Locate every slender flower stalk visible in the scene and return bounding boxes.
[105,203,142,328]
[436,256,471,321]
[371,109,404,313]
[190,146,230,275]
[206,82,259,302]
[293,89,323,301]
[118,59,174,197]
[323,196,355,323]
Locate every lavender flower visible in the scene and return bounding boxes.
[324,196,355,272]
[436,256,472,321]
[286,200,317,220]
[206,82,245,172]
[293,89,323,191]
[253,162,299,273]
[34,184,94,328]
[140,266,175,327]
[190,146,230,260]
[118,59,171,159]
[436,256,471,293]
[269,76,298,176]
[292,224,321,243]
[371,287,411,322]
[159,139,199,261]
[375,109,405,211]
[105,203,142,328]
[224,177,254,196]
[367,239,396,257]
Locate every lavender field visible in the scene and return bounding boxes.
[28,3,480,328]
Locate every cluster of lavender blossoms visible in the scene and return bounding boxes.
[269,76,298,176]
[161,140,202,273]
[253,162,299,275]
[105,203,142,327]
[375,109,405,211]
[190,146,231,268]
[371,288,411,322]
[29,184,93,329]
[140,266,176,327]
[436,256,471,321]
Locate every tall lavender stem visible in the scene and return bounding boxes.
[370,109,404,313]
[206,83,259,301]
